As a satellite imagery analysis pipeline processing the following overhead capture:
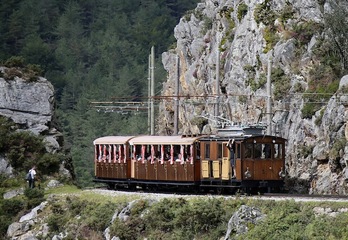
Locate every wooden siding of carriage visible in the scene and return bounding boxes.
[129,135,202,182]
[240,136,286,181]
[132,158,196,182]
[94,136,134,180]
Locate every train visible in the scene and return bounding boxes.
[93,125,286,194]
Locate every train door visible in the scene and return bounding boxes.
[235,142,241,179]
[212,142,220,179]
[201,142,210,178]
[221,142,230,180]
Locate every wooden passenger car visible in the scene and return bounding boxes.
[93,136,134,187]
[128,135,203,189]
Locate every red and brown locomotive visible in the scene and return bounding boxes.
[93,125,286,193]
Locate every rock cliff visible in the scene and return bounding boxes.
[0,66,63,176]
[158,0,348,194]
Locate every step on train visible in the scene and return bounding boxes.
[93,125,286,194]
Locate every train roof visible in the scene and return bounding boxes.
[129,135,204,145]
[93,136,135,145]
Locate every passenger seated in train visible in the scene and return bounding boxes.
[263,144,271,158]
[175,153,182,162]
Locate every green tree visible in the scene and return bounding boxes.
[324,0,348,72]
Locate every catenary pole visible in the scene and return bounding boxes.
[174,55,180,135]
[215,49,220,119]
[148,54,151,134]
[151,46,155,135]
[267,51,272,135]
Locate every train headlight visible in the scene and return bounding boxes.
[279,167,286,179]
[244,167,251,179]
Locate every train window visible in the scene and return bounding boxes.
[274,144,283,159]
[262,144,271,159]
[254,143,262,158]
[134,145,142,160]
[173,145,181,160]
[195,142,201,159]
[163,145,171,160]
[245,143,253,158]
[218,143,223,159]
[205,143,210,159]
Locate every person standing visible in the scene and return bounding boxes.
[226,139,236,178]
[28,166,37,188]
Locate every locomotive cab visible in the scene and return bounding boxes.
[199,126,286,193]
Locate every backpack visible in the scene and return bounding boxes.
[25,171,32,180]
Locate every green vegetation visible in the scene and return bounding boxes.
[299,3,347,119]
[0,116,62,175]
[219,7,236,51]
[4,192,348,239]
[2,56,43,81]
[254,0,276,26]
[201,16,213,35]
[245,67,290,98]
[272,67,291,100]
[293,21,323,47]
[324,1,348,71]
[237,3,248,22]
[329,137,347,171]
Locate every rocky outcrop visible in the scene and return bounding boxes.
[159,0,348,194]
[0,66,64,175]
[224,205,265,239]
[0,67,55,135]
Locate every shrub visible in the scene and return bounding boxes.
[110,218,140,240]
[174,198,225,235]
[201,16,213,35]
[329,137,346,161]
[84,201,116,231]
[7,131,46,172]
[237,3,248,21]
[0,215,11,239]
[293,21,323,47]
[47,214,68,233]
[254,0,276,25]
[24,64,43,82]
[4,56,25,68]
[263,25,279,53]
[24,188,45,209]
[279,4,295,23]
[272,68,290,100]
[314,108,325,126]
[3,67,22,80]
[0,198,25,217]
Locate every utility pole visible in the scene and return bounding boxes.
[150,46,155,135]
[147,54,151,134]
[174,55,180,135]
[266,51,272,135]
[215,49,220,120]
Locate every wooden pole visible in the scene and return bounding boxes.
[174,55,180,135]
